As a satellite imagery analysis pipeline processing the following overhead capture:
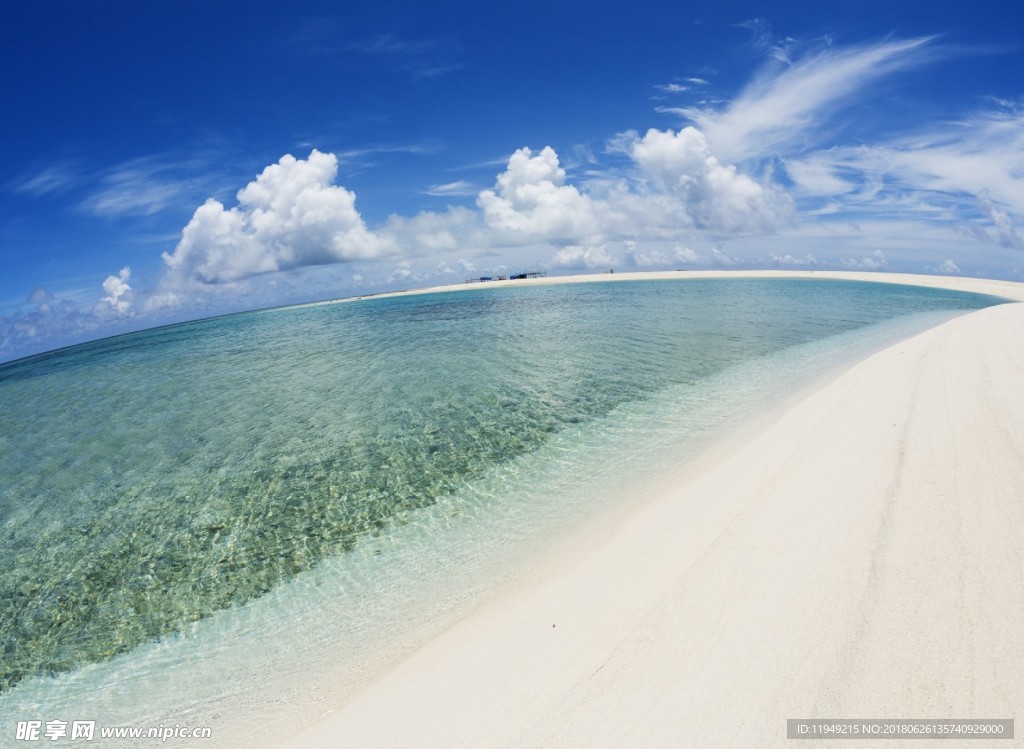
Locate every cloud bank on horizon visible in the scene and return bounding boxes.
[3,28,1023,361]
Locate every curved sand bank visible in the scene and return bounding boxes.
[347,269,1024,305]
[281,275,1024,748]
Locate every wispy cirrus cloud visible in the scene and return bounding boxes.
[11,161,84,197]
[680,36,938,163]
[347,35,446,57]
[869,107,1024,212]
[80,174,191,217]
[782,156,857,196]
[12,153,223,218]
[654,76,709,99]
[734,18,801,65]
[977,188,1024,248]
[425,180,476,197]
[334,142,439,163]
[783,101,1024,245]
[76,156,216,218]
[346,34,462,80]
[280,23,463,79]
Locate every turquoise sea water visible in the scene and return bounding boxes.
[0,278,1006,743]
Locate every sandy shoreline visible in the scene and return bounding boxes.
[340,269,1024,305]
[280,272,1024,748]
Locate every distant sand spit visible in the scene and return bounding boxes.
[345,269,1024,304]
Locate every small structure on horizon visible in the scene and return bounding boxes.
[464,271,545,284]
[510,271,546,280]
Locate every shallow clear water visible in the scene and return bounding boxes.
[0,278,1005,743]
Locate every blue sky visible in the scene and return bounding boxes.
[2,0,1023,361]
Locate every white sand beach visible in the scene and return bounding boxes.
[282,272,1024,748]
[348,268,1024,308]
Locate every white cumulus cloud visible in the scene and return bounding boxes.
[549,244,615,269]
[711,247,740,266]
[29,288,54,305]
[478,130,790,248]
[628,127,791,233]
[162,149,394,285]
[675,246,700,264]
[839,250,888,270]
[769,252,818,266]
[94,267,135,317]
[477,146,599,242]
[623,241,673,267]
